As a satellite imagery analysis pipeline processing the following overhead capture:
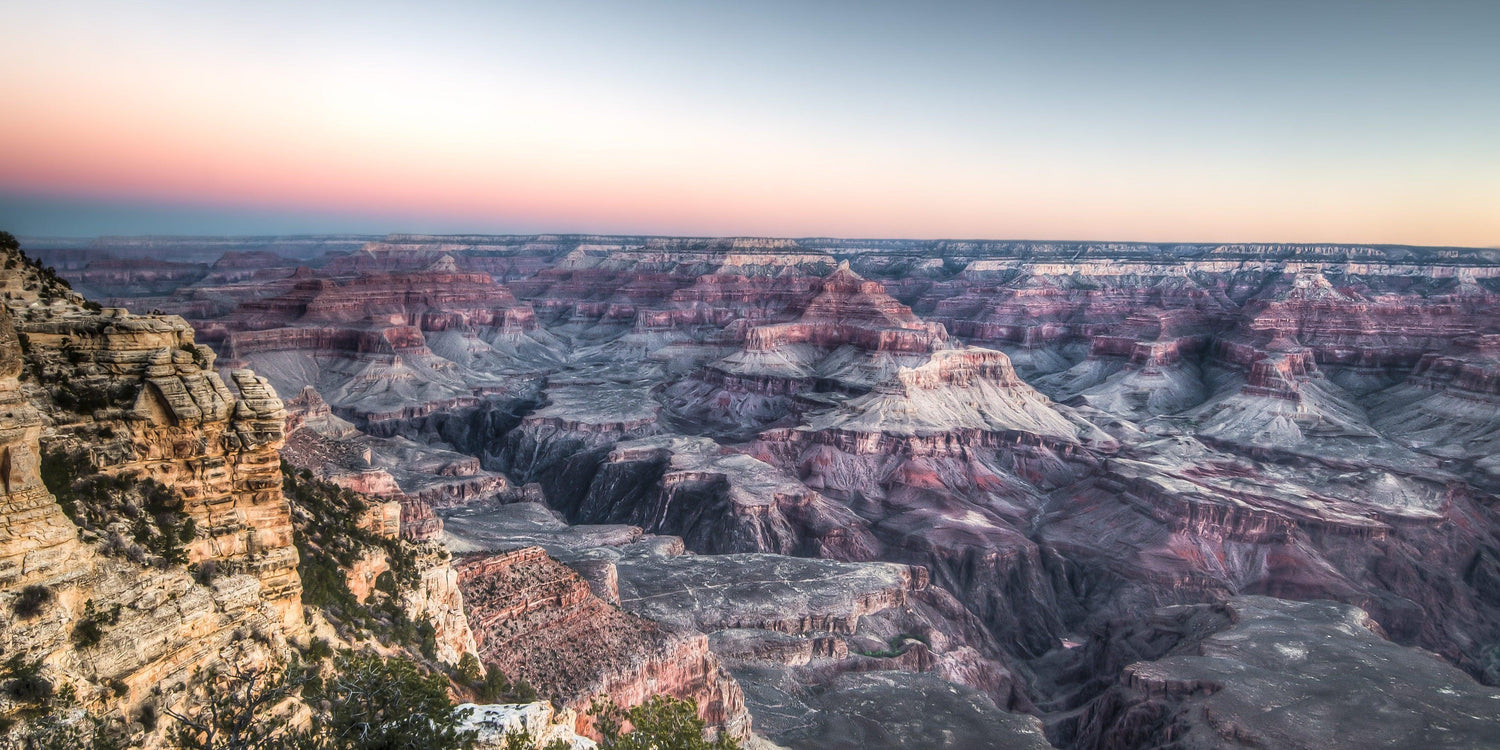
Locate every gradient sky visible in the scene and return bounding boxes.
[2,0,1498,245]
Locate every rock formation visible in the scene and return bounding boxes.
[0,248,302,745]
[1057,597,1500,749]
[455,546,750,739]
[43,233,1500,748]
[458,702,596,749]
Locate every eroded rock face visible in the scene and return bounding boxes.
[525,436,878,560]
[455,546,751,739]
[53,235,1500,745]
[661,262,955,437]
[16,303,303,631]
[441,502,1044,748]
[459,702,596,750]
[0,255,304,744]
[0,307,85,588]
[220,259,561,438]
[1060,597,1500,750]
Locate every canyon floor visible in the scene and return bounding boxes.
[36,234,1500,749]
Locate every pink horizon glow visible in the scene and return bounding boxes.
[3,2,1497,245]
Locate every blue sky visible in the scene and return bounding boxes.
[2,0,1497,244]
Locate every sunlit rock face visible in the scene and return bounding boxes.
[0,306,88,589]
[13,303,303,631]
[52,235,1500,748]
[0,250,306,747]
[458,702,596,750]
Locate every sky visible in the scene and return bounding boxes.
[1,0,1497,245]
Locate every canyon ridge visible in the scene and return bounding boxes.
[6,232,1500,749]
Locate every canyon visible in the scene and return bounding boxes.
[11,233,1500,748]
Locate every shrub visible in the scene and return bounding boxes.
[304,637,334,661]
[192,560,218,586]
[2,657,53,707]
[470,664,535,705]
[137,703,158,732]
[502,726,572,750]
[165,658,301,750]
[456,653,484,686]
[307,652,475,750]
[42,455,195,566]
[283,461,429,646]
[11,585,53,619]
[375,570,397,597]
[590,695,741,750]
[70,600,122,649]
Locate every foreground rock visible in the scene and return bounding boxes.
[442,502,1045,749]
[459,702,596,750]
[0,249,304,745]
[455,546,751,740]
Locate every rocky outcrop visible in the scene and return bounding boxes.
[0,256,304,744]
[15,303,303,631]
[661,262,954,436]
[530,436,878,561]
[280,383,510,536]
[1061,597,1500,749]
[406,545,480,664]
[458,702,595,749]
[741,262,948,354]
[439,502,1046,749]
[456,547,750,739]
[0,307,85,588]
[216,259,561,440]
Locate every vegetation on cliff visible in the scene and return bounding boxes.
[164,652,741,750]
[281,461,433,653]
[0,232,83,306]
[40,449,196,567]
[592,695,741,750]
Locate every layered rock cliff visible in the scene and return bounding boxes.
[0,243,304,745]
[43,233,1500,748]
[0,239,493,747]
[1054,597,1500,749]
[455,546,750,739]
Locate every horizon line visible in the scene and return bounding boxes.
[15,232,1500,253]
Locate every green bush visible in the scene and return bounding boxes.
[39,451,193,566]
[70,599,122,649]
[304,638,334,662]
[501,726,572,750]
[307,652,475,750]
[465,661,535,705]
[590,695,741,750]
[282,461,430,651]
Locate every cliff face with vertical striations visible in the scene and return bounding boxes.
[0,242,488,748]
[0,306,87,589]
